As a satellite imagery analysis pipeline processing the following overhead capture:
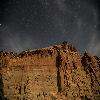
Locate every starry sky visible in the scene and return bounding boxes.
[0,0,100,56]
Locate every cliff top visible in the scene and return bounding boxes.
[0,41,99,59]
[0,41,77,58]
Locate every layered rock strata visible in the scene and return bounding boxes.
[0,42,100,100]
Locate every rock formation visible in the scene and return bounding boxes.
[0,42,100,100]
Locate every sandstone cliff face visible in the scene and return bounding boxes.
[0,42,100,100]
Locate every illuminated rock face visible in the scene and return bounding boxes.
[0,43,100,100]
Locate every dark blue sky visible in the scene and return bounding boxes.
[0,0,100,56]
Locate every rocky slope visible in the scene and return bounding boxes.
[0,42,100,100]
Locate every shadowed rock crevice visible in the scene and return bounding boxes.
[0,74,8,100]
[56,51,62,93]
[80,95,91,100]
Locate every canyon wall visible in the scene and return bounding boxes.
[0,42,100,100]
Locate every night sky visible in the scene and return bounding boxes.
[0,0,100,56]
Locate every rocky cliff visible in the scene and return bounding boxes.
[0,42,100,100]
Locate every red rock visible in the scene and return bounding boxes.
[0,42,100,100]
